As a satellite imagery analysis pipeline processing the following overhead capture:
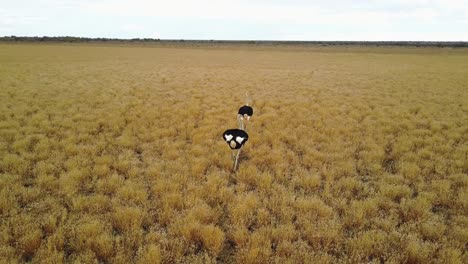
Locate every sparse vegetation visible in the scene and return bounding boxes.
[0,43,467,263]
[2,36,468,48]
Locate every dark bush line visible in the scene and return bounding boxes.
[1,36,467,47]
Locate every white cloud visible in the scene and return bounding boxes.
[1,0,467,40]
[78,0,468,26]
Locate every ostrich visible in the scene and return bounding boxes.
[237,105,253,130]
[223,129,249,171]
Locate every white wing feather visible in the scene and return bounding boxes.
[235,136,244,144]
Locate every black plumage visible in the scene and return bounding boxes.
[238,105,253,118]
[222,129,249,149]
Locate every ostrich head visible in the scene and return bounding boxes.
[230,141,237,149]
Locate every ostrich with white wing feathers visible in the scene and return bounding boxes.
[223,93,253,171]
[222,128,249,172]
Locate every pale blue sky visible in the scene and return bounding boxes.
[1,0,467,41]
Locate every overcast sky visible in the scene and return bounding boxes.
[1,0,467,41]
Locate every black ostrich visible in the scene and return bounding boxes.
[237,105,253,130]
[223,128,249,171]
[238,105,253,120]
[222,129,249,150]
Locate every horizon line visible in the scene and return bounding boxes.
[2,36,468,43]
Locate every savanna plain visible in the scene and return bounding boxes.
[0,43,467,263]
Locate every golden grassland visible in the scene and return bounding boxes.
[0,43,467,263]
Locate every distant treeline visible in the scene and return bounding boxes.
[1,36,467,47]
